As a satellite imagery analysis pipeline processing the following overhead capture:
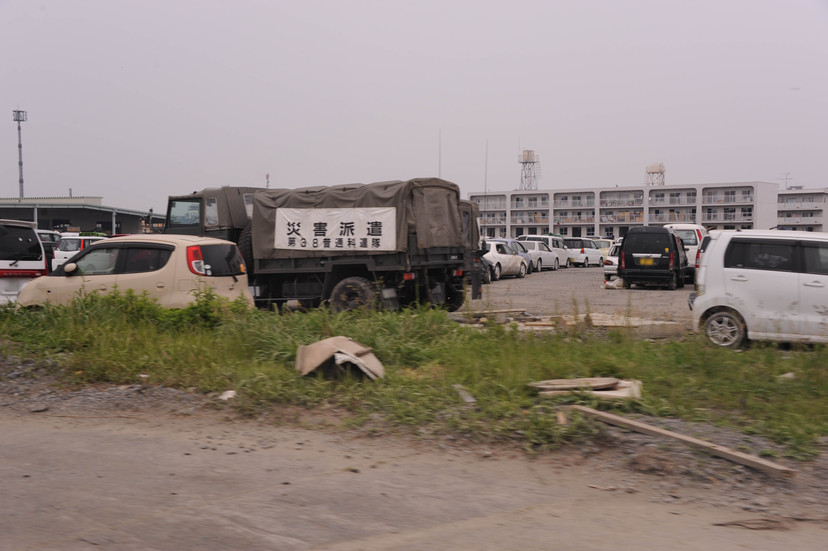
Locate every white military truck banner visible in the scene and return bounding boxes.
[274,207,397,251]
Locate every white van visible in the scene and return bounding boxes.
[690,229,828,347]
[663,224,709,280]
[516,235,571,268]
[0,219,48,304]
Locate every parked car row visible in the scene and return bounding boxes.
[1,219,254,308]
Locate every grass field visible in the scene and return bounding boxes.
[2,290,826,458]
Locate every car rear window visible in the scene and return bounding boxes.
[623,233,671,254]
[199,244,246,276]
[1,224,43,261]
[672,229,699,246]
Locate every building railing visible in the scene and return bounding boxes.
[777,200,824,210]
[701,195,754,205]
[598,199,644,207]
[648,213,697,223]
[554,216,596,224]
[777,216,821,224]
[480,218,507,225]
[553,201,595,208]
[598,213,644,223]
[649,197,696,206]
[511,215,549,224]
[700,214,753,222]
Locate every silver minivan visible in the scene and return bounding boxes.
[0,219,48,304]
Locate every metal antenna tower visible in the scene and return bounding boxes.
[13,110,27,198]
[518,150,540,190]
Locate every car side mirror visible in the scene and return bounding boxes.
[63,262,78,275]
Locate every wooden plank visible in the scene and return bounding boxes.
[568,405,797,479]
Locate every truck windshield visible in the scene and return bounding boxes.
[167,199,203,228]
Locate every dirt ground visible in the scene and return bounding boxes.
[2,356,828,550]
[2,269,827,549]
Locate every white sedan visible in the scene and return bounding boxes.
[482,240,528,280]
[520,240,561,271]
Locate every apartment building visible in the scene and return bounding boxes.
[470,181,814,239]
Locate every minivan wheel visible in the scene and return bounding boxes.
[582,258,589,268]
[553,258,559,270]
[704,310,746,348]
[667,272,677,290]
[536,259,542,271]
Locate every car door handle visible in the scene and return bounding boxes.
[156,282,166,289]
[803,281,824,288]
[730,275,749,282]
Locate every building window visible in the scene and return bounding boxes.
[586,227,595,236]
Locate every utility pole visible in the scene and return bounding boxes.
[13,110,27,199]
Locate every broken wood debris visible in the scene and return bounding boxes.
[529,377,642,400]
[568,405,797,479]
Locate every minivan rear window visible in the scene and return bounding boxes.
[672,229,698,246]
[0,224,43,261]
[200,244,246,276]
[623,233,671,254]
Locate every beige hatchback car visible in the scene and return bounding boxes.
[17,234,254,308]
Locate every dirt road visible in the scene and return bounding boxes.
[3,404,826,551]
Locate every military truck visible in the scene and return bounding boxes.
[164,178,481,311]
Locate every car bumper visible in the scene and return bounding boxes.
[688,291,697,311]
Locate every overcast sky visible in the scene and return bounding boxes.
[2,0,827,212]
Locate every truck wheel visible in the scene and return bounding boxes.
[330,277,377,312]
[238,222,255,276]
[444,284,465,312]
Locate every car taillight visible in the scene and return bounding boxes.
[187,245,206,275]
[669,252,674,269]
[695,249,701,269]
[0,269,48,277]
[620,252,626,269]
[452,269,463,277]
[580,248,585,253]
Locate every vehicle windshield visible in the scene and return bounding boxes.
[167,199,203,228]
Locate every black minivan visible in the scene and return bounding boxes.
[617,226,689,290]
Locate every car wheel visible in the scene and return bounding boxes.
[704,310,746,348]
[622,278,631,289]
[553,258,559,270]
[517,262,527,278]
[526,261,533,275]
[492,264,502,281]
[677,272,686,288]
[536,259,543,271]
[598,257,603,267]
[582,258,589,268]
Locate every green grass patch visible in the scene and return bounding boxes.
[2,293,826,458]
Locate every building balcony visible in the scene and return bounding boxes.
[480,218,507,226]
[598,199,644,207]
[649,198,696,206]
[777,201,824,210]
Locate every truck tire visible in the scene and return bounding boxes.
[238,222,255,276]
[330,277,377,312]
[444,283,465,312]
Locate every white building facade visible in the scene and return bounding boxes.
[469,181,825,239]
